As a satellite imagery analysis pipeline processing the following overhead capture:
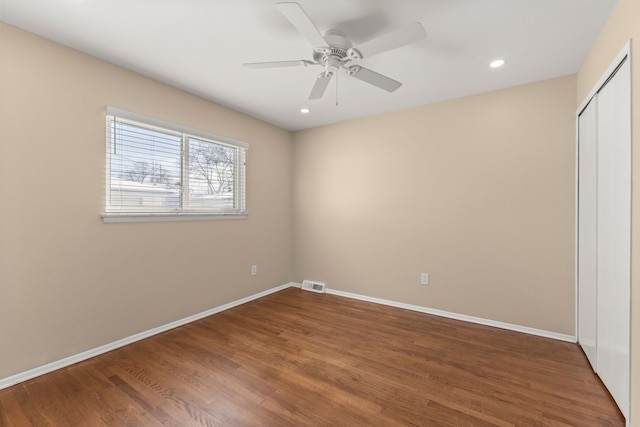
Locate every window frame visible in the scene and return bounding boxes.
[103,107,248,223]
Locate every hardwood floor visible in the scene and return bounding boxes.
[0,288,624,426]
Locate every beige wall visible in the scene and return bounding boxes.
[577,0,640,423]
[292,75,577,335]
[0,23,293,378]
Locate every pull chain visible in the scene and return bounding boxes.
[335,70,339,107]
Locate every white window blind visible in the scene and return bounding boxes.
[104,107,247,222]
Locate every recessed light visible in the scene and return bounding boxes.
[490,59,506,68]
[300,108,310,114]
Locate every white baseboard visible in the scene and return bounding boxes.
[0,281,575,391]
[321,287,576,343]
[0,282,297,391]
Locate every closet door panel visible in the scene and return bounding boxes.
[577,99,598,369]
[596,58,630,418]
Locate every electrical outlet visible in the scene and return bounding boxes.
[421,273,429,285]
[251,265,257,276]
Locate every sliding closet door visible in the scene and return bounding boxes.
[596,57,630,418]
[577,99,597,369]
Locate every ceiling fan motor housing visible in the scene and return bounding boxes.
[313,29,353,71]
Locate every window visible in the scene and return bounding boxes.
[103,107,248,222]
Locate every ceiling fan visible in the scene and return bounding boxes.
[244,2,427,100]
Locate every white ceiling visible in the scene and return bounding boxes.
[1,0,618,131]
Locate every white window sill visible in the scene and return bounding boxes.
[102,213,248,224]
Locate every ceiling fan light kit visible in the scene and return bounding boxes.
[244,2,426,101]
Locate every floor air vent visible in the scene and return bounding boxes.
[301,280,326,293]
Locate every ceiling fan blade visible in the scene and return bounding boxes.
[351,22,426,59]
[276,2,328,48]
[243,60,315,69]
[347,66,402,93]
[309,71,334,99]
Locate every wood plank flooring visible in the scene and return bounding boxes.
[0,288,624,426]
